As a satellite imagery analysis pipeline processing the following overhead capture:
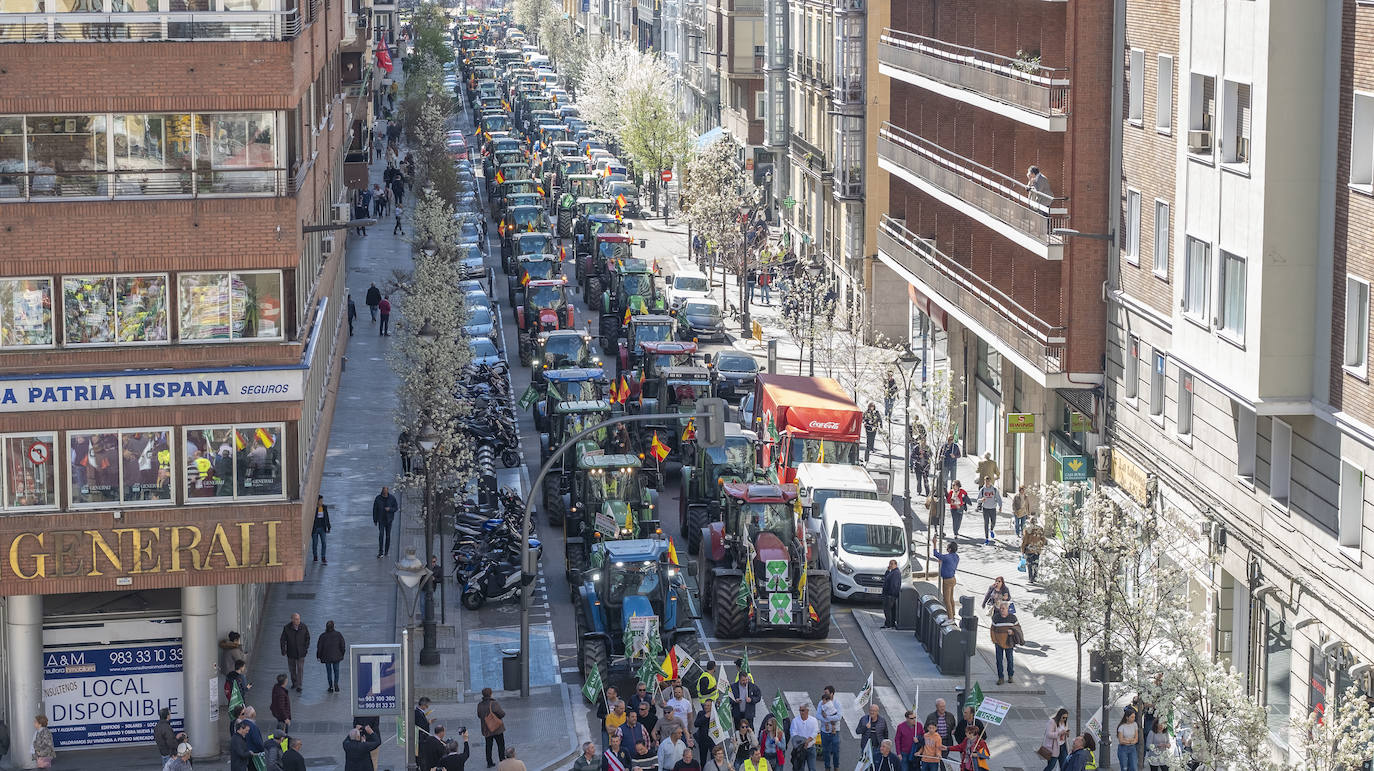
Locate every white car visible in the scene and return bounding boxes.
[666,269,711,309]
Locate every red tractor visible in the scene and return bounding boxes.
[515,278,574,364]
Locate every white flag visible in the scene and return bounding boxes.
[852,741,873,771]
[673,644,698,677]
[855,672,874,710]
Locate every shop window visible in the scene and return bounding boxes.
[68,429,173,506]
[178,271,284,341]
[183,424,285,501]
[25,115,107,198]
[61,274,169,346]
[3,433,59,510]
[0,277,54,348]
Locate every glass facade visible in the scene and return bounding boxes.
[177,271,284,341]
[3,433,58,510]
[184,424,284,501]
[68,429,173,506]
[0,277,54,348]
[62,274,169,345]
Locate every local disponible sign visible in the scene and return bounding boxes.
[43,643,183,748]
[0,368,305,413]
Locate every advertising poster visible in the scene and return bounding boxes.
[351,644,401,715]
[42,643,183,748]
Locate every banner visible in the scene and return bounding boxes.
[43,643,183,748]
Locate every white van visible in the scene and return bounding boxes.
[666,269,711,308]
[817,498,911,601]
[796,463,879,518]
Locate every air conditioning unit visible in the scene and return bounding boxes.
[320,234,336,257]
[1187,129,1212,153]
[333,202,351,223]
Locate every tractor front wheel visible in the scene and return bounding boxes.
[686,506,708,555]
[580,637,609,680]
[802,572,832,639]
[712,574,747,639]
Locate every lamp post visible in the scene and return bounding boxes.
[891,348,921,525]
[806,262,823,376]
[415,422,441,666]
[393,548,430,771]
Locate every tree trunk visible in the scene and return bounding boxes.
[739,243,751,335]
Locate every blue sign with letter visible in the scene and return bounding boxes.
[1061,454,1090,481]
[350,644,401,715]
[42,643,184,748]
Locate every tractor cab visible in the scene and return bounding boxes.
[534,328,598,383]
[509,253,562,307]
[501,191,545,220]
[679,426,761,553]
[579,232,638,296]
[573,538,692,678]
[516,279,574,363]
[640,366,714,460]
[562,453,659,576]
[630,340,699,401]
[534,367,607,434]
[617,314,676,375]
[498,205,551,262]
[564,175,600,200]
[599,264,664,354]
[542,398,613,465]
[480,112,511,135]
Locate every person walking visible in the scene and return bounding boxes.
[918,723,943,771]
[477,687,507,768]
[316,620,346,693]
[603,734,631,771]
[415,696,433,735]
[883,375,897,419]
[311,494,331,564]
[219,631,248,695]
[365,283,382,322]
[977,477,1001,545]
[863,404,881,463]
[923,700,954,759]
[165,741,194,771]
[373,486,398,557]
[347,295,357,337]
[976,453,999,484]
[1020,517,1048,583]
[279,613,310,693]
[816,687,841,771]
[893,711,919,771]
[856,703,888,756]
[270,673,293,729]
[989,601,1020,685]
[372,183,388,218]
[946,481,969,540]
[153,707,184,764]
[1115,710,1140,771]
[912,439,930,496]
[730,669,762,729]
[398,431,414,475]
[394,203,405,236]
[573,742,599,771]
[342,726,381,771]
[1144,718,1170,771]
[933,542,959,616]
[981,577,1012,612]
[378,295,392,336]
[391,170,406,207]
[872,741,898,771]
[948,725,990,771]
[788,704,819,771]
[938,435,961,485]
[880,559,901,629]
[759,269,773,304]
[1039,709,1070,770]
[1012,485,1031,536]
[230,721,254,771]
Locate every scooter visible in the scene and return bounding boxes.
[461,556,526,609]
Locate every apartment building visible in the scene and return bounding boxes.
[0,0,359,759]
[1105,0,1374,759]
[679,0,762,154]
[869,0,1113,492]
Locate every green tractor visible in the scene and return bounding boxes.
[574,538,695,678]
[533,367,606,434]
[696,482,831,640]
[540,399,614,525]
[679,425,760,554]
[562,454,660,580]
[599,263,666,354]
[581,232,639,300]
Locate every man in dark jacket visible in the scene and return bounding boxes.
[418,724,447,771]
[881,559,902,629]
[857,702,889,755]
[270,673,292,728]
[373,486,399,557]
[153,707,184,761]
[440,734,471,771]
[729,670,762,728]
[282,737,307,771]
[316,620,347,692]
[279,613,310,693]
[343,726,381,771]
[347,295,357,336]
[863,403,882,461]
[230,721,255,771]
[365,282,382,322]
[415,696,433,733]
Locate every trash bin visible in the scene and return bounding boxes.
[920,596,947,649]
[897,586,921,630]
[937,624,968,676]
[501,647,521,691]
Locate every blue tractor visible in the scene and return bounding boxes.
[574,538,696,679]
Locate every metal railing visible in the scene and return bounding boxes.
[789,132,827,172]
[878,122,1068,247]
[878,215,1066,374]
[880,28,1071,117]
[0,167,293,201]
[0,7,300,42]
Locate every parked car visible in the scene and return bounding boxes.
[711,350,759,400]
[468,335,503,366]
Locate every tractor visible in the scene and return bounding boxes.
[561,453,659,578]
[504,231,558,276]
[508,253,562,308]
[697,482,831,639]
[515,279,574,364]
[532,329,599,384]
[574,539,694,679]
[625,340,699,401]
[616,314,677,381]
[635,365,713,463]
[540,398,614,524]
[555,181,599,235]
[679,425,761,554]
[580,232,638,299]
[599,263,666,354]
[498,206,551,267]
[533,367,606,434]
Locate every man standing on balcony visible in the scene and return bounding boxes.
[1026,166,1053,206]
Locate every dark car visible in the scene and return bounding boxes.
[604,181,641,217]
[675,299,726,343]
[712,350,759,400]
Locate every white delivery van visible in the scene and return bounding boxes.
[816,498,911,600]
[795,462,879,518]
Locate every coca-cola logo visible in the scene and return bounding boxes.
[808,420,841,430]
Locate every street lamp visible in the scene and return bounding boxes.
[891,349,921,526]
[415,422,441,667]
[416,237,440,259]
[393,548,430,771]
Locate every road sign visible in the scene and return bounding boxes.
[660,169,673,182]
[1061,455,1090,481]
[1006,414,1035,434]
[974,696,1011,726]
[28,440,50,465]
[350,644,401,715]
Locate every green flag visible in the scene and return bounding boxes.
[635,655,659,688]
[739,648,750,681]
[623,624,637,659]
[770,688,789,725]
[967,682,984,713]
[582,662,604,704]
[716,691,734,728]
[735,576,751,609]
[229,680,245,712]
[517,383,540,410]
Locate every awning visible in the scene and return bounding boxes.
[907,284,947,330]
[695,127,726,150]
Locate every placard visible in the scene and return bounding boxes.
[351,644,401,715]
[42,643,183,748]
[973,696,1010,726]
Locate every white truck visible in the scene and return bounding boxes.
[815,498,912,601]
[795,462,881,518]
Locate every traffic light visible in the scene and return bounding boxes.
[698,398,727,448]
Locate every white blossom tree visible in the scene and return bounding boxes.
[681,136,761,330]
[577,43,637,135]
[513,0,557,40]
[1290,685,1374,771]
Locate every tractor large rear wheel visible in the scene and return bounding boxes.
[712,574,747,639]
[802,572,832,639]
[587,277,602,309]
[686,506,707,555]
[566,542,587,584]
[580,637,609,679]
[544,478,563,526]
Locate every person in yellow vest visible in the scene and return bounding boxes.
[694,660,718,700]
[741,743,771,771]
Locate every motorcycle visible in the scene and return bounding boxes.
[461,555,532,609]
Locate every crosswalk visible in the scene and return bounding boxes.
[781,686,910,739]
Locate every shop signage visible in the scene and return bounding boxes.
[1110,449,1150,505]
[1061,455,1090,481]
[1069,411,1092,433]
[1006,414,1035,434]
[351,644,401,715]
[0,367,306,413]
[43,643,183,748]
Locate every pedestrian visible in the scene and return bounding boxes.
[230,721,254,771]
[153,707,184,764]
[604,734,632,771]
[662,684,693,734]
[378,295,392,336]
[1026,166,1053,205]
[270,673,293,728]
[279,613,310,693]
[863,404,881,463]
[398,430,414,475]
[347,294,357,336]
[316,620,346,693]
[219,630,248,696]
[1020,516,1048,583]
[880,559,901,629]
[745,267,757,303]
[933,542,959,616]
[981,577,1012,613]
[596,685,619,748]
[976,453,999,484]
[622,707,651,753]
[226,660,251,706]
[923,700,954,758]
[918,723,943,771]
[734,718,759,767]
[238,706,265,752]
[373,486,398,557]
[1062,733,1096,771]
[573,742,599,771]
[760,716,786,768]
[419,724,447,771]
[977,477,1001,545]
[872,740,898,771]
[946,481,969,540]
[416,696,433,734]
[658,724,687,769]
[440,733,471,771]
[283,737,307,771]
[165,741,194,771]
[342,726,381,771]
[702,744,729,771]
[740,744,769,771]
[730,668,761,728]
[386,143,400,169]
[856,704,887,756]
[477,687,507,768]
[759,269,773,304]
[694,660,719,699]
[938,435,961,483]
[1038,709,1071,770]
[947,724,989,771]
[265,722,288,769]
[372,183,387,218]
[496,747,525,771]
[311,494,331,564]
[893,711,919,770]
[673,746,701,771]
[883,375,897,418]
[787,703,819,771]
[391,171,406,206]
[953,707,985,750]
[365,283,382,322]
[1116,711,1140,771]
[990,601,1020,685]
[1012,485,1031,536]
[1144,718,1170,771]
[816,686,840,771]
[354,188,370,235]
[393,203,405,235]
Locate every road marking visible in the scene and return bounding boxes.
[832,687,911,739]
[741,660,854,668]
[701,637,850,645]
[558,643,578,650]
[561,666,581,673]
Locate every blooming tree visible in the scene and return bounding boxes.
[1290,685,1374,771]
[681,136,761,330]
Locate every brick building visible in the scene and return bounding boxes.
[0,0,365,759]
[869,0,1113,493]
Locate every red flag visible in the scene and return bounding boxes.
[376,46,394,73]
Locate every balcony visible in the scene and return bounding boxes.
[789,132,828,174]
[878,215,1066,379]
[878,122,1067,260]
[833,166,861,200]
[0,6,301,42]
[879,28,1070,132]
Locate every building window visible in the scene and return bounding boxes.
[1128,49,1145,123]
[2,433,59,510]
[1218,252,1246,340]
[1153,201,1170,278]
[1183,237,1211,321]
[0,277,55,348]
[61,274,169,346]
[1223,81,1251,165]
[1350,92,1373,190]
[1177,371,1194,437]
[1125,336,1139,400]
[1338,459,1364,550]
[1271,418,1292,505]
[1235,403,1255,481]
[178,271,284,342]
[1125,189,1141,263]
[1150,351,1166,418]
[184,424,285,501]
[1345,276,1369,374]
[1261,600,1291,749]
[68,429,173,507]
[1188,74,1215,156]
[1156,55,1173,132]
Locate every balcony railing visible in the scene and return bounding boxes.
[790,132,827,173]
[879,28,1070,118]
[0,7,301,42]
[833,166,861,199]
[878,122,1067,250]
[0,168,293,201]
[879,215,1065,374]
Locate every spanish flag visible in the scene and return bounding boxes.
[537,185,546,196]
[667,536,680,566]
[682,419,696,443]
[233,430,247,451]
[615,193,627,210]
[650,432,670,462]
[255,427,275,448]
[495,171,505,184]
[608,378,621,404]
[520,271,530,286]
[623,306,631,326]
[658,647,680,681]
[618,376,630,403]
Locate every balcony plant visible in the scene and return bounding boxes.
[1012,49,1041,75]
